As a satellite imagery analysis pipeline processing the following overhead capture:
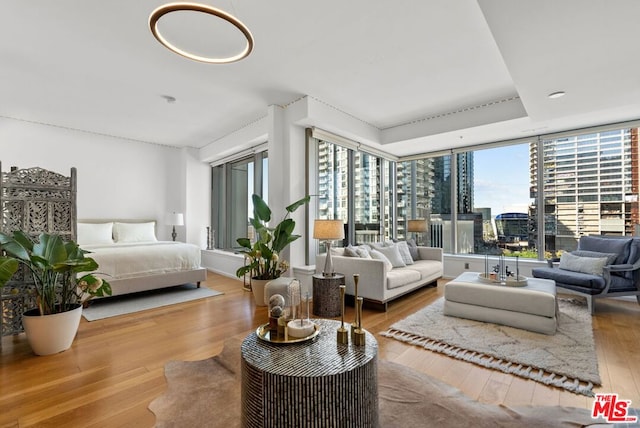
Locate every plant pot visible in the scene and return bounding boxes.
[251,278,272,307]
[22,304,83,356]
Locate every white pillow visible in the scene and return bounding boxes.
[77,222,113,245]
[374,244,406,268]
[330,247,346,256]
[370,249,393,271]
[395,241,414,265]
[113,221,157,243]
[559,252,608,276]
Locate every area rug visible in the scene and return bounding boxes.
[381,297,600,396]
[148,338,619,427]
[82,284,223,321]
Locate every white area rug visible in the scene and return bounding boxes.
[82,284,223,321]
[381,297,601,396]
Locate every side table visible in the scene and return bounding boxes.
[241,318,378,427]
[312,273,344,317]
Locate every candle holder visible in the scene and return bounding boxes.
[353,297,365,346]
[351,274,360,340]
[336,285,348,344]
[479,255,527,287]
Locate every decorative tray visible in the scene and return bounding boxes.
[256,322,321,344]
[477,273,528,287]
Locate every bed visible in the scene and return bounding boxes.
[78,220,207,297]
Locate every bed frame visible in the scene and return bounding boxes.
[78,219,207,297]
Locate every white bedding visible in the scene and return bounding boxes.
[83,241,202,281]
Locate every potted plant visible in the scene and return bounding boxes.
[0,230,111,355]
[236,194,309,305]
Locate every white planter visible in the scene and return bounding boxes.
[251,278,271,307]
[22,304,82,356]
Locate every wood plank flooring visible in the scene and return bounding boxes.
[1,272,639,427]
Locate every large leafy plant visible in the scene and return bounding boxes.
[0,231,111,315]
[236,194,310,280]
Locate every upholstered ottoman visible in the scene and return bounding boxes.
[444,272,558,335]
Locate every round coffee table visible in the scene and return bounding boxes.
[241,318,378,427]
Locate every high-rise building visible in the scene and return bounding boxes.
[529,128,640,251]
[431,153,474,215]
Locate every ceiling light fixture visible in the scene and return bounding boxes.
[149,2,254,64]
[548,91,566,99]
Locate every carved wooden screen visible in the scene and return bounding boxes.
[0,163,77,336]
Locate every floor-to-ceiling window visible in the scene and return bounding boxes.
[308,123,640,260]
[534,127,638,255]
[211,150,268,250]
[314,134,391,249]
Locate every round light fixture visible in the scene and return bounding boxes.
[548,91,566,99]
[149,2,254,64]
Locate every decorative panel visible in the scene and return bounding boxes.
[0,163,77,338]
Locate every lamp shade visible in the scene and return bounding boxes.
[407,219,428,232]
[166,212,184,226]
[313,219,344,240]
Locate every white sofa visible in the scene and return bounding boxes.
[316,245,443,310]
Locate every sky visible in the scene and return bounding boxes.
[472,144,531,218]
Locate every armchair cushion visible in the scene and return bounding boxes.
[559,252,609,276]
[578,236,632,266]
[571,250,618,266]
[531,266,606,292]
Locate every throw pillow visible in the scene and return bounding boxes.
[113,221,157,243]
[330,247,346,256]
[406,238,420,261]
[77,222,114,246]
[370,240,394,249]
[344,246,360,257]
[395,241,414,265]
[375,244,406,268]
[571,250,617,266]
[370,249,393,271]
[559,252,609,276]
[344,245,372,258]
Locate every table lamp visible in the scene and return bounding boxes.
[407,219,428,245]
[313,219,344,277]
[167,212,184,241]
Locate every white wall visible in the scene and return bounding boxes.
[0,118,209,244]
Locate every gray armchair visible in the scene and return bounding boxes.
[532,235,640,314]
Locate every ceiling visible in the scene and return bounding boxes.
[2,0,640,157]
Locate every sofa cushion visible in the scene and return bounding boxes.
[386,268,421,290]
[375,245,406,268]
[370,249,393,271]
[577,236,632,265]
[394,241,414,265]
[407,260,442,280]
[559,252,609,276]
[532,266,606,291]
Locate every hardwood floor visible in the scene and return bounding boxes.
[1,271,639,427]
